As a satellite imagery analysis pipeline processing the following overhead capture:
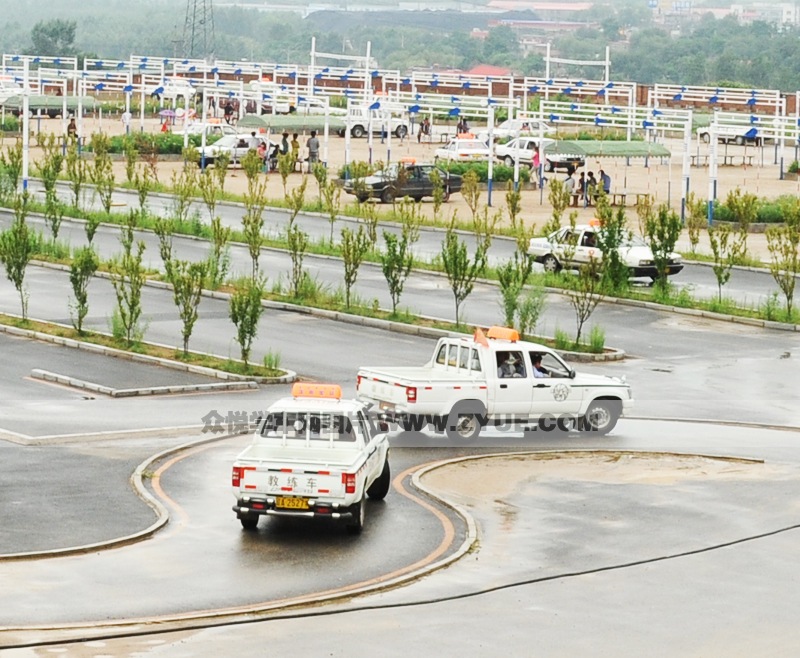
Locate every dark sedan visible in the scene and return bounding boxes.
[343,162,462,204]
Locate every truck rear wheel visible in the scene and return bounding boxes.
[346,496,366,534]
[580,399,620,435]
[446,402,486,442]
[367,460,391,500]
[239,512,259,530]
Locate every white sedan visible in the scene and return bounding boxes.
[434,137,492,162]
[528,224,684,279]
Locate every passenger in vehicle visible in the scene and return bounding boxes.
[498,353,524,378]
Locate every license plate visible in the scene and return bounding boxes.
[276,497,309,510]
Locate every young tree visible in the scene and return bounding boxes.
[68,246,98,334]
[725,187,759,261]
[153,216,175,280]
[440,214,489,326]
[340,225,371,309]
[0,192,34,319]
[65,141,87,210]
[312,161,328,206]
[286,224,309,298]
[322,179,342,245]
[206,216,231,289]
[284,177,310,298]
[765,199,800,317]
[707,222,741,303]
[170,167,196,225]
[169,259,208,355]
[594,197,631,295]
[460,169,481,224]
[36,134,65,240]
[380,202,420,314]
[241,149,263,188]
[542,177,570,236]
[213,151,230,191]
[90,133,115,215]
[110,215,147,345]
[122,136,138,184]
[0,138,23,193]
[198,168,220,222]
[644,202,682,291]
[229,277,265,368]
[241,176,268,280]
[133,165,153,222]
[517,286,547,338]
[567,256,604,346]
[685,192,707,255]
[277,152,295,196]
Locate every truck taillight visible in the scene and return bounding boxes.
[407,386,417,403]
[232,466,244,487]
[357,375,363,389]
[342,472,356,494]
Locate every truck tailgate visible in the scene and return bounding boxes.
[235,446,362,498]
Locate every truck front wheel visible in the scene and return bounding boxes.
[346,496,366,534]
[580,400,620,435]
[367,460,391,500]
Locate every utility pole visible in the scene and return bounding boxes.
[183,0,215,60]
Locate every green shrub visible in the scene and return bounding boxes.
[439,161,531,184]
[85,132,222,155]
[788,160,799,174]
[0,116,20,132]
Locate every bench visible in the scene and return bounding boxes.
[610,192,627,206]
[691,154,755,167]
[721,154,755,167]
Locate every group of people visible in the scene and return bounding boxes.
[252,130,320,171]
[564,168,612,205]
[456,117,471,135]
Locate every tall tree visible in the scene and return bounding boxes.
[30,19,78,57]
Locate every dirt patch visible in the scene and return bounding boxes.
[421,451,785,507]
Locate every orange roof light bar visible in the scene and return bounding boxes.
[291,383,343,399]
[486,326,520,342]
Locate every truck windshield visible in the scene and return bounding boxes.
[261,412,359,443]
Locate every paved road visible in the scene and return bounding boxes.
[1,195,799,653]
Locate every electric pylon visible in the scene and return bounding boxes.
[183,0,215,60]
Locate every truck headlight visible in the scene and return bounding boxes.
[639,259,654,266]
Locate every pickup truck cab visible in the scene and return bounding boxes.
[231,383,391,534]
[357,326,633,440]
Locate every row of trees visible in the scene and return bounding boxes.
[1,132,798,370]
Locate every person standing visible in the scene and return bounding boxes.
[291,133,300,160]
[280,132,290,156]
[121,109,131,134]
[578,172,586,203]
[599,169,611,194]
[66,117,78,142]
[564,169,576,195]
[586,171,598,205]
[306,130,320,164]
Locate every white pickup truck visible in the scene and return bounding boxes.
[231,384,391,534]
[357,326,633,440]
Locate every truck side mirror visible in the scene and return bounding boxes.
[569,369,576,379]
